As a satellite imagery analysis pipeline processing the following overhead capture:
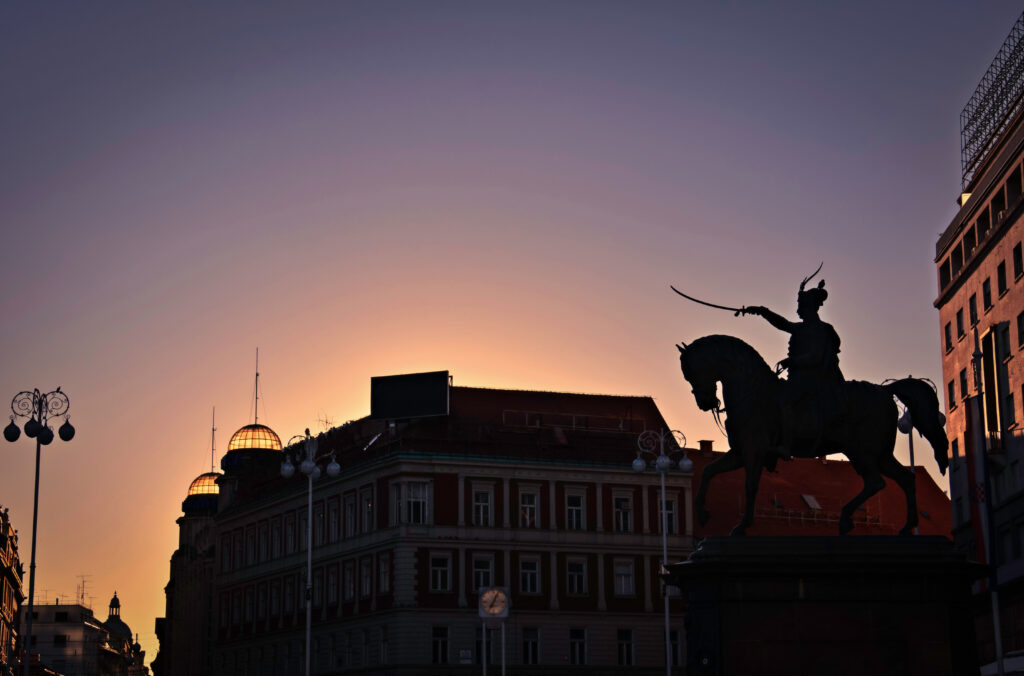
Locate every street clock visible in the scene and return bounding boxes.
[478,587,510,618]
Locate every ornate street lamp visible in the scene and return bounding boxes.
[3,388,74,676]
[280,429,340,676]
[633,428,691,676]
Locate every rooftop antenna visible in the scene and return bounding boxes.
[210,406,217,472]
[76,574,92,606]
[253,348,260,424]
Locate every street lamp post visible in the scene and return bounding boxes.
[633,429,692,676]
[280,429,340,676]
[3,388,74,676]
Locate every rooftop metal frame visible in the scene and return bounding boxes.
[961,11,1024,189]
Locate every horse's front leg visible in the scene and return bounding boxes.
[694,448,743,526]
[730,455,764,537]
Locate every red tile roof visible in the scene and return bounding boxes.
[690,447,952,537]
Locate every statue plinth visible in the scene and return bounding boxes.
[665,536,984,676]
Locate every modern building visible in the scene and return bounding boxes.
[935,10,1024,671]
[157,375,697,674]
[28,594,148,676]
[0,507,23,676]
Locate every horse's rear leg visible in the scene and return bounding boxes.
[879,454,918,536]
[839,469,886,535]
[731,460,764,537]
[695,449,743,526]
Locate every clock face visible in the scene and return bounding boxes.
[481,588,508,615]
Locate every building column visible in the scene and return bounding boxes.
[595,482,604,532]
[642,554,653,612]
[502,479,511,528]
[458,474,465,527]
[549,552,559,610]
[548,481,557,530]
[458,546,467,608]
[642,485,651,534]
[683,485,693,536]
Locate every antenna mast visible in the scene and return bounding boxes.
[211,407,217,472]
[254,348,260,424]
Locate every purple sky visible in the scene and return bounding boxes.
[1,1,1019,664]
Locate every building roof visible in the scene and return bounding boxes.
[227,423,281,452]
[690,447,952,537]
[187,472,221,497]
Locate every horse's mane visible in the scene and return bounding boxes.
[686,334,776,382]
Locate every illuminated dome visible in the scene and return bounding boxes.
[187,472,221,497]
[227,424,281,452]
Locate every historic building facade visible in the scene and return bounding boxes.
[29,594,148,676]
[0,507,23,676]
[935,10,1024,670]
[157,380,695,675]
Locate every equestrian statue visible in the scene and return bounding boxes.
[672,264,948,536]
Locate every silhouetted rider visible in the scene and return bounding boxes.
[743,279,844,456]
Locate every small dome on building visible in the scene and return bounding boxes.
[227,423,281,452]
[109,592,120,611]
[187,472,221,497]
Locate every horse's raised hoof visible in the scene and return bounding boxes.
[697,507,710,527]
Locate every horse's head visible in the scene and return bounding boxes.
[678,342,721,412]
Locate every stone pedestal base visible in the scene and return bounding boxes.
[665,536,983,676]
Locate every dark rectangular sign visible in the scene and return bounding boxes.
[370,370,450,420]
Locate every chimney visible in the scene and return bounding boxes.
[699,440,714,453]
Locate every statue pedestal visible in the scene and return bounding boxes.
[665,536,983,676]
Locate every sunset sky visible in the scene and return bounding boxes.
[1,1,1019,665]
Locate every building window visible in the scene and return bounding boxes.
[53,635,67,646]
[957,309,965,338]
[999,261,1009,295]
[328,501,340,543]
[258,584,268,619]
[614,560,635,596]
[473,489,492,527]
[313,570,323,608]
[344,563,355,601]
[299,513,308,551]
[569,628,586,666]
[361,490,374,533]
[221,536,232,572]
[984,279,993,310]
[566,493,585,530]
[432,627,449,665]
[285,517,295,555]
[391,481,431,525]
[430,554,451,592]
[520,558,539,594]
[473,557,493,591]
[948,380,956,410]
[1015,243,1023,279]
[659,497,677,534]
[960,369,969,400]
[344,495,356,538]
[272,520,282,556]
[945,322,953,352]
[361,558,373,598]
[1007,392,1017,427]
[970,294,979,325]
[520,491,538,528]
[617,629,634,666]
[1019,311,1024,348]
[613,495,633,533]
[522,627,539,665]
[378,553,391,594]
[567,559,587,595]
[327,567,338,604]
[476,627,496,665]
[284,578,295,614]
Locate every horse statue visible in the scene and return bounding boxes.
[677,334,948,536]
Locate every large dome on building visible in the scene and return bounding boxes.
[186,472,221,498]
[227,423,281,452]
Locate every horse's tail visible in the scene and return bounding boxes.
[883,378,949,475]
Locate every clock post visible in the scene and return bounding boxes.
[478,586,510,676]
